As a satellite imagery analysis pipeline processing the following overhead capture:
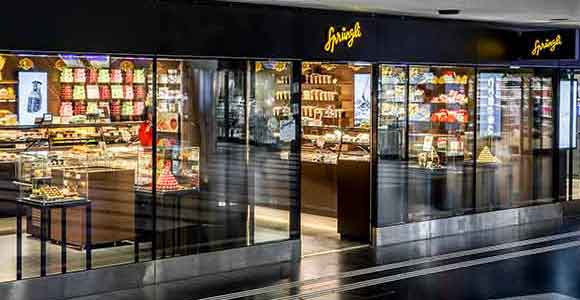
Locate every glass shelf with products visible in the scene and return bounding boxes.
[406,66,475,169]
[300,62,371,164]
[0,122,142,153]
[378,65,406,158]
[531,77,553,150]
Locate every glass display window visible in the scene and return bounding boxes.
[408,66,475,170]
[252,61,293,146]
[476,69,555,210]
[378,65,407,159]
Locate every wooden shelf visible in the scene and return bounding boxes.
[0,80,17,85]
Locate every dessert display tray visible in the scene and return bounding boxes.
[18,196,89,207]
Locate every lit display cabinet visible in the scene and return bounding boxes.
[17,152,88,204]
[378,65,406,159]
[407,66,475,169]
[136,146,200,193]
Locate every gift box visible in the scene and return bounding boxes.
[87,85,99,100]
[74,68,86,83]
[87,101,99,115]
[134,69,146,84]
[60,68,74,83]
[99,85,111,99]
[59,102,74,117]
[73,85,86,100]
[110,100,121,116]
[73,101,86,115]
[87,68,98,84]
[111,69,123,83]
[98,69,110,83]
[124,69,134,84]
[133,101,145,116]
[134,85,146,99]
[111,85,123,99]
[61,85,73,100]
[121,101,133,116]
[124,85,134,100]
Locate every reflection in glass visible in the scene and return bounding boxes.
[476,70,554,210]
[377,65,407,226]
[406,66,475,221]
[250,61,294,243]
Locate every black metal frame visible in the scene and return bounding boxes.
[16,199,91,280]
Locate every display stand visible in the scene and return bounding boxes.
[16,198,91,279]
[134,187,198,260]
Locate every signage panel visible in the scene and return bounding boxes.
[522,30,577,60]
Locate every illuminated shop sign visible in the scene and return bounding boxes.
[521,29,577,60]
[323,21,363,54]
[530,34,562,56]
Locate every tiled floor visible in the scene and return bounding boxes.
[0,205,363,284]
[255,206,367,256]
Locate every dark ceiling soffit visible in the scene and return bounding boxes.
[208,0,567,31]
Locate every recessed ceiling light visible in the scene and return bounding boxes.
[438,9,461,15]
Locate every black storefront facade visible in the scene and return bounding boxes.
[0,1,579,298]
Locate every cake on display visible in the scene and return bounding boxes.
[477,146,501,164]
[157,162,180,191]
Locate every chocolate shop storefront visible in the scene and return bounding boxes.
[0,1,578,298]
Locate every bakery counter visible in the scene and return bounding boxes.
[337,158,370,241]
[301,160,337,217]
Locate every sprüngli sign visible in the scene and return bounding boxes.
[323,21,363,54]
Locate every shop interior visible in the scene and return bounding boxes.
[299,62,371,255]
[0,55,302,281]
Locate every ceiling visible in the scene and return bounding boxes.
[222,0,580,27]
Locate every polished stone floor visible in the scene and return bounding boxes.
[67,217,580,300]
[0,206,362,283]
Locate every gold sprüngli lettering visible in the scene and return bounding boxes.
[323,22,362,53]
[531,34,562,56]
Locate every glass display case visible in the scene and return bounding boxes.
[136,146,200,193]
[378,65,407,159]
[531,77,553,150]
[17,152,88,204]
[407,66,475,169]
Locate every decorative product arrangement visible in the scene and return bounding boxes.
[301,63,371,164]
[477,146,501,164]
[59,64,148,122]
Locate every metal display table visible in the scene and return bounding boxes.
[16,197,91,279]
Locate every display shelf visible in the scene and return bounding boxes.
[0,121,143,130]
[0,80,17,85]
[18,196,88,207]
